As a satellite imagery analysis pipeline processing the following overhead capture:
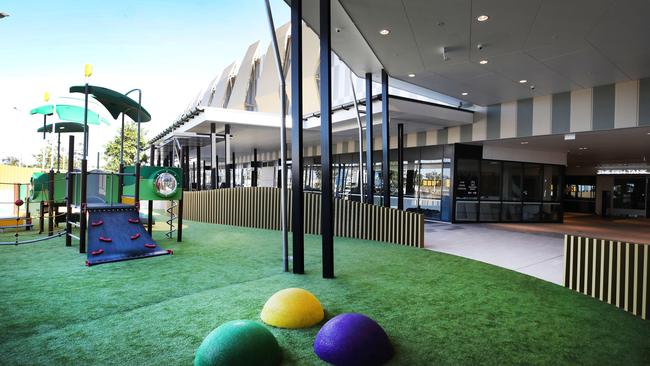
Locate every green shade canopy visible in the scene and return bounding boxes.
[37,122,87,133]
[30,105,54,115]
[30,104,108,125]
[69,85,152,122]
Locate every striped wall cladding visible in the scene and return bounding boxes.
[563,234,649,320]
[182,187,424,248]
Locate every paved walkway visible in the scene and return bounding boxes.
[424,222,565,285]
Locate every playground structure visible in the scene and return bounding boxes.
[2,67,184,267]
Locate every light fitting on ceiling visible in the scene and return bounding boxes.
[521,141,529,145]
[579,147,588,150]
[408,73,415,78]
[461,92,468,96]
[379,29,390,35]
[519,79,527,83]
[479,59,488,65]
[477,15,489,22]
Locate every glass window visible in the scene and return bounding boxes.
[522,204,541,221]
[543,165,561,201]
[479,202,501,221]
[502,162,523,201]
[523,164,542,201]
[455,159,479,200]
[613,178,646,210]
[455,201,478,221]
[542,203,561,221]
[502,202,522,221]
[418,159,443,220]
[480,160,501,200]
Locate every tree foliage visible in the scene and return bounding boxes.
[1,156,20,166]
[103,121,148,172]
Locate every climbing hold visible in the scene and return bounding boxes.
[194,320,281,366]
[91,220,104,227]
[144,243,156,249]
[91,248,104,256]
[99,236,112,243]
[260,288,324,329]
[166,249,174,255]
[131,233,141,240]
[14,199,24,207]
[128,218,140,224]
[313,313,393,366]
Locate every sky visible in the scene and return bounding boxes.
[0,0,289,167]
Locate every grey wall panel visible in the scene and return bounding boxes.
[486,104,501,139]
[417,132,426,147]
[593,84,616,130]
[460,124,472,142]
[516,98,533,137]
[437,128,448,145]
[552,92,571,134]
[640,77,650,126]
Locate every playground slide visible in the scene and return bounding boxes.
[86,207,171,266]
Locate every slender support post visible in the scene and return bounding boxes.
[56,132,61,172]
[43,114,47,140]
[80,82,89,253]
[215,155,220,187]
[118,114,125,201]
[202,160,206,190]
[252,149,258,187]
[381,69,390,207]
[349,73,364,203]
[65,135,74,246]
[231,152,236,187]
[48,169,54,236]
[291,0,304,274]
[397,123,404,210]
[196,146,201,191]
[177,146,184,242]
[224,124,231,188]
[210,123,217,189]
[264,0,289,272]
[320,0,334,279]
[365,73,374,204]
[148,145,154,235]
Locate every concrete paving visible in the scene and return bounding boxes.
[424,222,565,285]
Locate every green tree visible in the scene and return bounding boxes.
[103,121,148,172]
[1,156,21,166]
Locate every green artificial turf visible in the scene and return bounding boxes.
[0,220,649,365]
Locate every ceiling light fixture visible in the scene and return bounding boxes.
[519,79,527,83]
[579,147,588,150]
[521,141,529,145]
[479,59,488,65]
[461,92,468,96]
[408,73,415,78]
[477,15,489,22]
[379,29,390,36]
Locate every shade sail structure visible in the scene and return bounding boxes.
[37,122,87,133]
[69,85,152,122]
[30,104,108,125]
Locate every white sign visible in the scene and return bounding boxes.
[597,169,649,175]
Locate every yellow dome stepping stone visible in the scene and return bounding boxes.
[260,288,324,329]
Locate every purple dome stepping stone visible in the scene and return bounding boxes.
[313,313,393,366]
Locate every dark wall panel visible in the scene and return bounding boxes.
[487,104,501,139]
[517,98,533,137]
[593,84,615,130]
[552,92,571,134]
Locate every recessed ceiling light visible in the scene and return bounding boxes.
[477,15,489,22]
[379,29,390,35]
[461,92,468,96]
[521,141,529,145]
[408,73,415,78]
[479,59,488,65]
[579,147,588,150]
[519,79,527,83]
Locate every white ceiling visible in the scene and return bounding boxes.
[296,0,650,106]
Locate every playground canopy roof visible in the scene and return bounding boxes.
[69,85,152,122]
[30,104,107,125]
[37,122,86,133]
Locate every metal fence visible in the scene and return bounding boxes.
[183,187,424,248]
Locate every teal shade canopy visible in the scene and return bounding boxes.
[37,122,87,133]
[30,104,108,125]
[69,85,152,122]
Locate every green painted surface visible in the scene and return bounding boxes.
[29,172,67,203]
[123,166,183,201]
[0,221,648,365]
[69,85,152,122]
[29,105,54,115]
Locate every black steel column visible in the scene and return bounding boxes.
[320,0,334,278]
[196,146,201,191]
[397,123,404,210]
[291,0,304,274]
[252,149,258,187]
[177,146,184,242]
[381,69,390,207]
[65,135,74,247]
[79,158,87,253]
[148,145,154,235]
[215,155,220,187]
[231,152,236,187]
[56,133,61,172]
[48,169,54,236]
[211,123,217,188]
[224,124,231,188]
[365,73,374,204]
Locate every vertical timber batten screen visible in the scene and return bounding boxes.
[564,234,649,320]
[183,187,424,248]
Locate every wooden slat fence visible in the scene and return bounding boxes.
[564,234,649,320]
[183,187,424,248]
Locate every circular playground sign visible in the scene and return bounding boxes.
[154,171,178,198]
